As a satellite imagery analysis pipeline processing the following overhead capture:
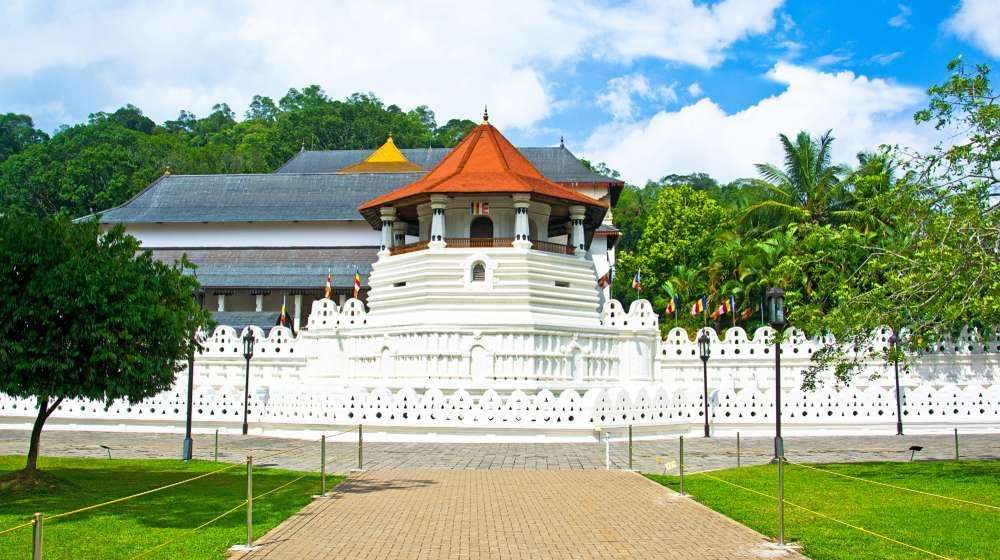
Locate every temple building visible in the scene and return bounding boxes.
[96,116,622,330]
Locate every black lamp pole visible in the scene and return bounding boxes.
[698,330,711,437]
[242,329,256,436]
[889,332,904,436]
[766,287,787,461]
[182,291,204,461]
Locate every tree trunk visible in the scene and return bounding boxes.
[25,395,62,473]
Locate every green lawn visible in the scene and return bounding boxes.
[0,456,343,560]
[647,460,1000,560]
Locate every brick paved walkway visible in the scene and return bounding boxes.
[3,429,996,473]
[234,470,805,560]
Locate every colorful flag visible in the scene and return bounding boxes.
[324,272,332,299]
[740,306,754,320]
[597,271,611,288]
[665,297,676,315]
[470,201,490,215]
[710,304,724,320]
[690,296,706,316]
[353,269,362,299]
[277,296,291,328]
[631,271,641,292]
[726,295,735,314]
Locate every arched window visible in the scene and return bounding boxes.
[470,216,493,238]
[471,262,486,282]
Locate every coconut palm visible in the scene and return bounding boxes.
[741,130,857,230]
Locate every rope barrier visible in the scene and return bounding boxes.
[128,499,248,560]
[256,473,311,501]
[44,462,243,522]
[253,441,315,462]
[690,471,955,560]
[786,461,1000,511]
[322,426,357,438]
[0,518,35,538]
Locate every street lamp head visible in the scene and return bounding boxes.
[765,286,787,330]
[242,329,256,360]
[698,330,711,361]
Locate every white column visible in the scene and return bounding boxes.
[569,205,586,257]
[512,193,531,249]
[217,293,226,312]
[429,194,449,248]
[379,206,396,255]
[393,220,407,246]
[255,294,263,312]
[293,294,302,331]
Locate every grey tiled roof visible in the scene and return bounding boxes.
[152,247,375,288]
[212,311,281,330]
[277,146,618,184]
[98,173,423,224]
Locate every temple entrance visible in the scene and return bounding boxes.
[470,216,493,238]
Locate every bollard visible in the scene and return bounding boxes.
[679,435,685,496]
[628,425,633,471]
[214,429,219,462]
[32,512,42,560]
[954,428,959,461]
[358,424,364,471]
[777,458,785,546]
[320,435,327,496]
[737,431,741,468]
[246,455,254,549]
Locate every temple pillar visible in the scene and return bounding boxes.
[217,293,226,312]
[429,194,449,248]
[569,205,586,257]
[379,206,396,255]
[255,294,264,312]
[512,193,531,249]
[293,294,302,332]
[393,220,407,247]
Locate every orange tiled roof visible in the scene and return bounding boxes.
[358,123,608,213]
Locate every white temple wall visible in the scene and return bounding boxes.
[119,221,380,248]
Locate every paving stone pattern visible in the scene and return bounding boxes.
[234,470,806,560]
[2,429,996,473]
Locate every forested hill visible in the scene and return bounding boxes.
[0,87,476,218]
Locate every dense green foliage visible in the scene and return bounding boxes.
[0,456,337,559]
[0,215,212,470]
[0,88,475,217]
[648,460,1000,560]
[609,60,999,387]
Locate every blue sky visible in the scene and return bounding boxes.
[2,0,998,183]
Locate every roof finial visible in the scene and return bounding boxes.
[560,135,565,148]
[164,165,172,176]
[482,105,489,124]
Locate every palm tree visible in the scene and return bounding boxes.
[741,130,856,230]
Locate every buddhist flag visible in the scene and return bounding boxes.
[725,295,735,315]
[710,304,724,320]
[277,296,291,328]
[690,296,706,316]
[597,271,611,288]
[470,201,490,215]
[665,297,676,315]
[740,306,754,320]
[324,272,332,299]
[353,269,362,299]
[631,271,641,292]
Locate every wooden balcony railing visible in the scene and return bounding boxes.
[389,240,429,255]
[531,240,576,255]
[444,237,514,248]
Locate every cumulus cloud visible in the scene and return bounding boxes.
[944,0,1000,58]
[583,63,931,184]
[0,0,784,130]
[687,82,703,97]
[597,74,677,121]
[888,4,911,28]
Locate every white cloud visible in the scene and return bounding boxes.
[888,4,911,28]
[583,63,931,184]
[813,52,852,67]
[687,82,703,97]
[944,0,1000,58]
[597,74,677,121]
[0,0,784,130]
[871,51,905,65]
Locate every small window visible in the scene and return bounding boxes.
[472,262,486,282]
[555,281,570,288]
[393,281,407,287]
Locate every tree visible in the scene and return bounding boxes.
[741,130,854,229]
[245,95,279,122]
[0,215,211,477]
[0,113,49,162]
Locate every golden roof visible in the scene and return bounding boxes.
[339,135,423,173]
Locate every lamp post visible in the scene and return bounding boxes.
[241,329,256,436]
[889,332,904,436]
[766,287,787,461]
[182,291,204,461]
[698,330,711,437]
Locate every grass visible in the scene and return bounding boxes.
[0,455,343,560]
[647,460,1000,560]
